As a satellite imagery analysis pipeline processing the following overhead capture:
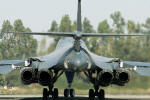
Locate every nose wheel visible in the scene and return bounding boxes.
[64,89,69,97]
[64,88,75,97]
[70,89,75,97]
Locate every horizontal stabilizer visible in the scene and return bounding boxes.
[4,32,150,39]
[6,32,74,37]
[82,33,150,37]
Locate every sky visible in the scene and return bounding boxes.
[0,0,150,32]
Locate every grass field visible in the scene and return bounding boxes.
[1,87,150,95]
[1,73,150,95]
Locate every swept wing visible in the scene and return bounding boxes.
[123,61,150,76]
[0,60,25,74]
[89,53,150,76]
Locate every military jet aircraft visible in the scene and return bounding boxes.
[1,0,150,100]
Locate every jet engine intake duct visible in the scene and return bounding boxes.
[115,70,130,85]
[20,67,36,85]
[97,70,113,86]
[38,69,53,86]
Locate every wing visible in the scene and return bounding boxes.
[0,43,71,74]
[0,60,25,74]
[34,50,64,70]
[89,52,150,76]
[30,45,71,70]
[123,61,150,67]
[0,51,62,74]
[89,52,114,70]
[123,61,150,76]
[0,52,60,74]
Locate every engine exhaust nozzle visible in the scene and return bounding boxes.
[38,70,53,86]
[97,70,113,86]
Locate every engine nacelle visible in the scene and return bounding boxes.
[115,70,130,85]
[38,69,53,86]
[97,70,113,86]
[20,67,36,85]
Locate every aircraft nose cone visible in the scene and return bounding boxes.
[73,58,83,67]
[64,50,91,71]
[68,54,87,70]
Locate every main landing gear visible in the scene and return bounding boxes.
[89,88,105,100]
[43,86,59,100]
[84,71,105,100]
[42,70,63,100]
[88,83,105,100]
[43,87,59,100]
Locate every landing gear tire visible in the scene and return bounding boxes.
[70,89,75,97]
[98,89,105,100]
[89,89,95,100]
[43,88,48,100]
[64,89,70,97]
[53,88,58,98]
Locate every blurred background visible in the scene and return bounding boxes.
[0,0,150,95]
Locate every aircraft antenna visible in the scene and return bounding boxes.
[77,0,82,32]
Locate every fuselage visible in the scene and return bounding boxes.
[55,37,93,71]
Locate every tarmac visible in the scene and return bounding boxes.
[0,95,149,100]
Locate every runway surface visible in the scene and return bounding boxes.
[0,95,150,100]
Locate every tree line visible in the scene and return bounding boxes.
[0,11,150,89]
[47,11,150,62]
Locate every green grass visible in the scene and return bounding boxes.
[1,73,150,95]
[55,73,93,90]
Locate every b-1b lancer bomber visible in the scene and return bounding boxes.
[1,0,150,100]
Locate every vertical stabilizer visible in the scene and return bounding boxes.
[77,0,82,32]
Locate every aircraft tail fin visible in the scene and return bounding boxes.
[3,0,150,38]
[77,0,82,32]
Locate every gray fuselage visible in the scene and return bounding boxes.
[55,37,93,71]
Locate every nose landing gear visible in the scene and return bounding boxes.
[64,71,75,98]
[64,88,75,97]
[70,89,75,97]
[64,89,69,97]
